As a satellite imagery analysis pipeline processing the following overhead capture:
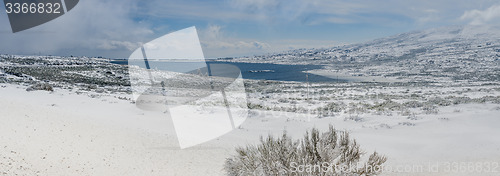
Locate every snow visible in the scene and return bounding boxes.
[1,83,499,175]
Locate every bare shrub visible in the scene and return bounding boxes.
[224,125,387,176]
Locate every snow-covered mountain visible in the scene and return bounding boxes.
[234,25,500,64]
[232,25,500,83]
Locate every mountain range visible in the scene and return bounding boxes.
[232,25,500,83]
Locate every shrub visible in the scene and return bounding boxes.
[224,125,387,176]
[422,104,439,114]
[427,97,451,106]
[370,100,402,112]
[316,102,346,117]
[448,96,471,105]
[26,83,54,92]
[403,101,424,108]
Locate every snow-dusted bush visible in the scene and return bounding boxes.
[316,102,346,117]
[225,126,386,176]
[370,100,402,112]
[450,96,472,105]
[26,83,53,92]
[344,115,364,122]
[422,104,439,114]
[403,100,424,108]
[427,97,451,106]
[346,102,369,115]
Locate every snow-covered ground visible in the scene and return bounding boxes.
[1,83,499,176]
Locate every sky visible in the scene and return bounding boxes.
[1,0,500,59]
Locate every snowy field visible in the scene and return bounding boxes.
[1,81,499,175]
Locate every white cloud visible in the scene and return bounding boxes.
[229,0,306,20]
[96,40,141,51]
[198,24,340,57]
[226,0,438,26]
[226,0,500,27]
[204,25,222,40]
[138,1,265,22]
[199,25,271,57]
[0,0,153,57]
[461,4,500,25]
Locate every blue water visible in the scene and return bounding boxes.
[111,60,344,83]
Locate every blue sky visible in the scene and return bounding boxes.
[1,0,500,58]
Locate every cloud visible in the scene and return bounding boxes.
[226,0,500,27]
[0,0,153,58]
[228,0,308,22]
[96,40,141,51]
[204,25,222,39]
[137,0,265,22]
[140,0,360,25]
[461,4,500,25]
[198,24,271,57]
[226,0,432,26]
[198,24,340,57]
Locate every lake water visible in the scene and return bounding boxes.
[111,60,344,83]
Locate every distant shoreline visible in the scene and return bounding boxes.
[305,69,397,83]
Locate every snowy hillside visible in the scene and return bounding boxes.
[231,25,500,83]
